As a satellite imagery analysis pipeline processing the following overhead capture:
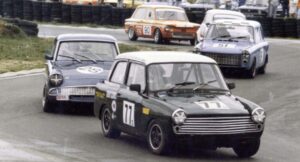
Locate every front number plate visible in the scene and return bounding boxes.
[56,95,69,101]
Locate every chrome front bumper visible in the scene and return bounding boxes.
[48,86,95,101]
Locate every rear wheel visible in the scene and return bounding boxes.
[101,106,121,138]
[128,28,138,41]
[154,29,163,44]
[147,120,171,155]
[233,139,260,158]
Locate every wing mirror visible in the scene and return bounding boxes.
[227,82,236,90]
[44,50,53,60]
[129,84,141,93]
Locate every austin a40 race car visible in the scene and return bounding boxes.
[195,19,269,78]
[43,34,119,112]
[94,51,266,157]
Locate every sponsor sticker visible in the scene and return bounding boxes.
[213,43,236,48]
[95,91,106,99]
[76,66,103,74]
[142,107,150,115]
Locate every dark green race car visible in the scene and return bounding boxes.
[94,51,266,157]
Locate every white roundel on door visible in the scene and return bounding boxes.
[143,25,152,36]
[76,66,103,74]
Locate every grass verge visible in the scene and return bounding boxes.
[0,37,173,74]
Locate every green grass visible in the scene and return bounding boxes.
[0,37,173,74]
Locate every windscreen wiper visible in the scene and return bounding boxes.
[193,80,217,91]
[59,54,82,63]
[74,53,97,63]
[167,81,196,93]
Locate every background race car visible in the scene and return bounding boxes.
[195,19,269,78]
[43,34,120,112]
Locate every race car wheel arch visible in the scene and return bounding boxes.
[154,28,163,44]
[147,119,174,155]
[233,138,260,158]
[100,106,121,138]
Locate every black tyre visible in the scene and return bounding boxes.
[258,55,268,74]
[147,120,171,155]
[154,29,163,44]
[128,28,138,41]
[190,39,196,46]
[42,85,53,113]
[101,106,121,138]
[233,139,260,158]
[164,39,170,44]
[246,60,256,78]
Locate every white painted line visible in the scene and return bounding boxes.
[0,69,45,80]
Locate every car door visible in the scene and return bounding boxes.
[254,27,268,67]
[106,61,129,129]
[141,8,155,38]
[117,62,146,136]
[132,8,147,37]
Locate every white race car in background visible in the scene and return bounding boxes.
[196,9,246,42]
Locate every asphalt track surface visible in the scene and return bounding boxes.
[0,25,299,161]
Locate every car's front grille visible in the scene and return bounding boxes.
[174,116,262,135]
[201,53,241,66]
[60,87,95,96]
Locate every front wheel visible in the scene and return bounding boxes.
[42,86,54,113]
[101,106,121,138]
[246,60,256,78]
[190,38,196,46]
[233,139,260,158]
[147,120,171,155]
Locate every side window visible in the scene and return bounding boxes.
[145,9,154,20]
[110,62,128,84]
[132,8,146,19]
[127,63,146,93]
[255,27,263,43]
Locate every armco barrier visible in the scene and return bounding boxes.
[0,0,299,38]
[23,0,33,21]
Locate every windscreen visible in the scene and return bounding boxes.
[206,24,254,41]
[148,63,227,91]
[156,9,188,21]
[56,41,117,62]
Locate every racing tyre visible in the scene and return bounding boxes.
[42,86,53,113]
[246,60,256,78]
[101,106,121,138]
[128,28,138,41]
[233,139,260,158]
[190,39,196,46]
[154,29,163,44]
[258,55,268,74]
[147,120,171,155]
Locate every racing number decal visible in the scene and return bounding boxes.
[123,101,135,127]
[143,25,152,36]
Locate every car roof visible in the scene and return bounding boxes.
[213,19,261,28]
[137,4,184,10]
[56,34,117,42]
[116,51,216,65]
[207,9,246,18]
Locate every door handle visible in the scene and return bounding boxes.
[116,93,121,97]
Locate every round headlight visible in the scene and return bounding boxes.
[242,50,250,58]
[49,74,63,86]
[172,109,186,125]
[251,107,266,123]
